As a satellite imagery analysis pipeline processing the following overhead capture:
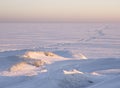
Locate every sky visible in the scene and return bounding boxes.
[0,0,120,22]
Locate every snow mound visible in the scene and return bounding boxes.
[0,60,48,76]
[9,62,36,72]
[23,51,63,59]
[22,51,68,63]
[0,62,38,76]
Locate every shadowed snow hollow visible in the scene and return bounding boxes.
[59,69,94,88]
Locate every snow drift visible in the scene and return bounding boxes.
[9,62,36,72]
[0,51,120,88]
[23,51,63,59]
[22,51,69,63]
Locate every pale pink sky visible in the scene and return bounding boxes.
[0,0,120,22]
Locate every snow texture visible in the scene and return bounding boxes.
[0,22,120,88]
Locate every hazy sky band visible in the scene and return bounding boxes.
[0,0,120,21]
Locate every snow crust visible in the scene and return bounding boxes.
[0,23,120,88]
[0,51,120,88]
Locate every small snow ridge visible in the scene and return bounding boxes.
[63,69,84,75]
[73,53,88,59]
[91,72,101,76]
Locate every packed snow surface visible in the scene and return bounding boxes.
[0,22,120,88]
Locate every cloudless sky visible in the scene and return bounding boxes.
[0,0,120,22]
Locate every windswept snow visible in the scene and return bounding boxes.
[0,51,119,88]
[88,76,120,88]
[92,69,120,75]
[0,22,120,88]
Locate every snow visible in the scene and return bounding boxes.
[73,53,88,59]
[63,69,84,74]
[0,22,120,88]
[23,51,62,59]
[92,69,120,75]
[88,76,120,88]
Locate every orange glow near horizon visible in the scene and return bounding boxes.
[0,0,120,22]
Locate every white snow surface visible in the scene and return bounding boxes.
[0,22,120,88]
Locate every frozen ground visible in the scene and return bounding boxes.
[0,22,120,88]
